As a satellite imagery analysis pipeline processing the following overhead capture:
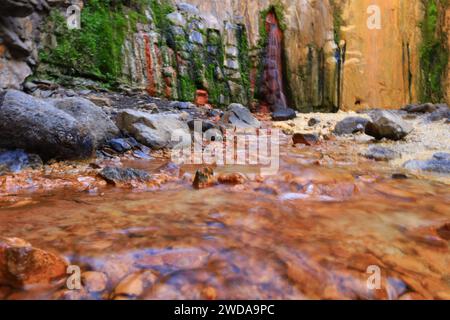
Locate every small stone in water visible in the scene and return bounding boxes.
[217,172,246,185]
[292,133,319,146]
[193,167,216,189]
[82,271,108,293]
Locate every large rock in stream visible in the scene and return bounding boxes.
[0,90,119,161]
[0,90,94,160]
[116,109,191,149]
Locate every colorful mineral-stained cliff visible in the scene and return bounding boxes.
[0,0,448,111]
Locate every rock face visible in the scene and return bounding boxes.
[1,1,449,109]
[0,237,68,289]
[0,90,95,161]
[0,0,48,89]
[365,111,413,140]
[116,109,190,149]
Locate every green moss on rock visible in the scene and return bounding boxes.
[419,0,449,102]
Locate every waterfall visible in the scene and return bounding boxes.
[262,11,288,110]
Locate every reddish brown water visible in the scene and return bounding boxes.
[0,139,449,300]
[261,11,288,110]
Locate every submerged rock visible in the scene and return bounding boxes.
[361,146,399,161]
[0,237,68,289]
[365,110,413,140]
[403,153,450,174]
[333,117,369,135]
[221,104,261,129]
[0,149,42,175]
[193,167,216,189]
[116,109,190,149]
[99,167,151,185]
[81,271,108,293]
[271,108,297,121]
[0,90,95,161]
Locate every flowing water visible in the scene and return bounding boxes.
[0,137,449,300]
[262,11,288,110]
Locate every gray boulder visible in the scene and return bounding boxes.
[365,110,413,140]
[427,104,450,122]
[333,117,369,135]
[0,90,94,161]
[403,153,450,174]
[221,103,261,129]
[361,146,399,161]
[49,97,120,148]
[116,109,190,149]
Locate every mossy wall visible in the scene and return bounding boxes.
[419,0,449,103]
[38,0,154,87]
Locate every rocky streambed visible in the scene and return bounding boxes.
[0,87,449,300]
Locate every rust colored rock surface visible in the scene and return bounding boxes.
[0,237,68,289]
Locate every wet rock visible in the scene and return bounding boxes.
[308,118,321,127]
[427,105,450,122]
[50,97,120,148]
[403,153,450,174]
[217,172,246,185]
[437,223,450,241]
[116,109,190,149]
[392,173,408,179]
[292,133,320,146]
[82,271,108,293]
[187,119,217,132]
[402,103,437,113]
[53,288,91,300]
[271,108,297,121]
[166,12,186,27]
[333,117,369,135]
[99,167,151,185]
[189,31,204,45]
[113,270,157,299]
[136,248,209,270]
[193,167,216,189]
[361,146,399,161]
[365,110,413,140]
[0,90,95,161]
[108,138,139,153]
[169,101,196,110]
[86,95,112,107]
[177,2,200,15]
[221,104,261,129]
[0,149,42,175]
[0,237,68,289]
